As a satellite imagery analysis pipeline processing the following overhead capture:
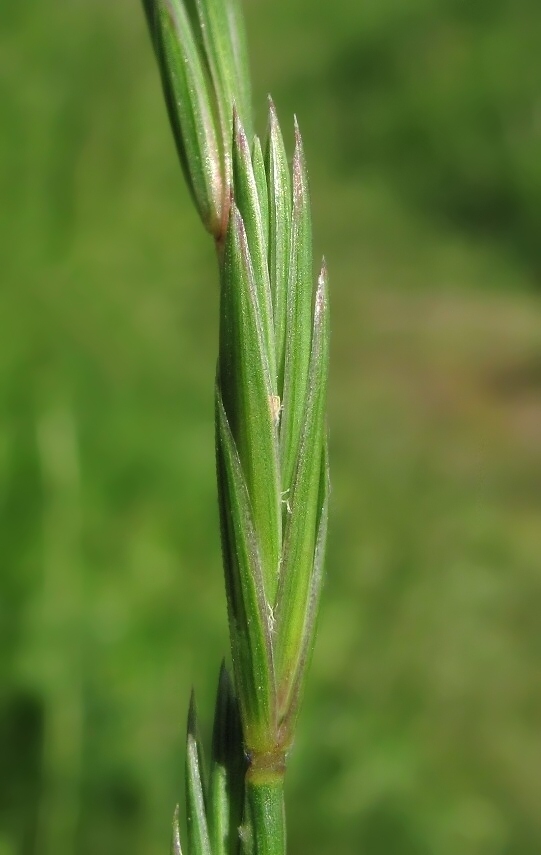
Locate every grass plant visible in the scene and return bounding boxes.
[143,2,329,853]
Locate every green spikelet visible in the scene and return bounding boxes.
[143,2,329,854]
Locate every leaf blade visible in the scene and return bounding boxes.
[251,135,269,262]
[216,392,276,753]
[171,804,183,855]
[153,0,223,235]
[186,694,212,855]
[209,663,246,855]
[232,115,276,391]
[280,121,313,494]
[190,0,254,192]
[274,263,330,715]
[265,99,292,395]
[218,203,281,604]
[278,443,329,742]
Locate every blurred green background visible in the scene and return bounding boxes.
[1,0,541,853]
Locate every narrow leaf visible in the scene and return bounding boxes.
[209,755,229,855]
[218,203,281,603]
[216,392,276,753]
[189,691,208,807]
[197,0,253,136]
[154,0,223,236]
[222,0,253,137]
[265,99,292,395]
[232,114,276,391]
[171,804,183,855]
[275,263,329,707]
[209,663,246,855]
[278,443,329,741]
[186,694,212,855]
[251,136,269,261]
[280,120,313,493]
[188,0,253,188]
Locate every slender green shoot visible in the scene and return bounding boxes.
[143,2,329,853]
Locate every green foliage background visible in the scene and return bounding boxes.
[1,1,541,853]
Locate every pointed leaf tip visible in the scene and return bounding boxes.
[186,689,211,855]
[264,99,292,391]
[171,804,183,855]
[187,688,197,737]
[268,94,278,121]
[292,125,307,186]
[209,661,246,855]
[316,260,329,313]
[252,135,269,253]
[280,108,313,495]
[231,114,277,393]
[231,111,249,169]
[186,688,209,819]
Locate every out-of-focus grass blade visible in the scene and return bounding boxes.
[265,99,292,395]
[274,263,329,717]
[171,804,183,855]
[218,203,281,602]
[186,694,212,855]
[216,394,276,753]
[232,115,276,391]
[251,136,269,261]
[154,0,223,236]
[209,663,246,855]
[280,121,313,493]
[142,0,157,49]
